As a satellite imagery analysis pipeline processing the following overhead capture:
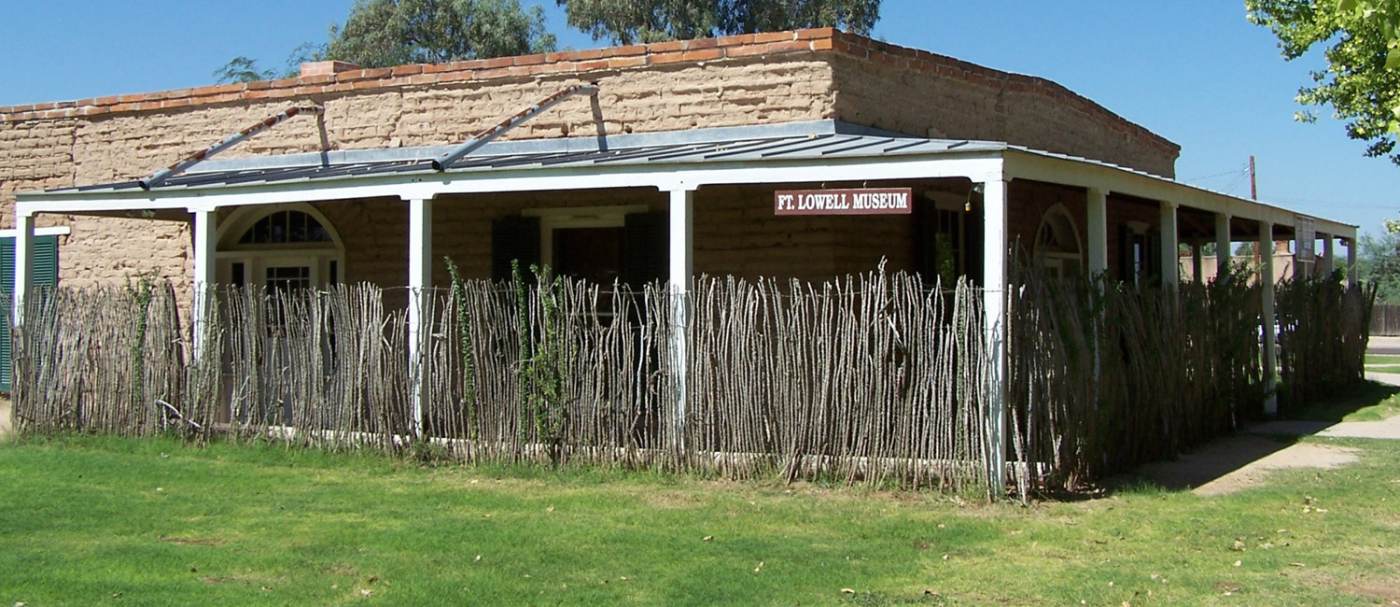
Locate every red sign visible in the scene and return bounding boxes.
[774,188,913,216]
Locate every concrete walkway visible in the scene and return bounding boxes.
[1136,345,1400,496]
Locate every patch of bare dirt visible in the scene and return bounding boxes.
[1136,436,1360,496]
[1344,577,1400,605]
[0,396,12,437]
[159,535,226,546]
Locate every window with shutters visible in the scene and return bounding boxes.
[0,235,59,392]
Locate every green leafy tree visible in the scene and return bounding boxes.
[213,56,276,84]
[215,0,555,79]
[1359,220,1400,301]
[1247,0,1400,164]
[558,0,881,45]
[324,0,556,67]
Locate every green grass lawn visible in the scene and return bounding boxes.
[2,435,1398,605]
[1364,354,1400,366]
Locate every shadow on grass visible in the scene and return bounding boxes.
[1109,433,1301,495]
[1106,381,1398,496]
[1280,380,1400,423]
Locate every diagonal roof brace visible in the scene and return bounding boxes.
[139,104,326,190]
[431,83,600,172]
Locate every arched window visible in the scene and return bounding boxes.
[216,205,345,289]
[237,210,333,245]
[1034,204,1083,278]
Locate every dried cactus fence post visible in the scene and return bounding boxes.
[8,265,1373,500]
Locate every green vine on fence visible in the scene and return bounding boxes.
[444,257,479,440]
[125,275,154,428]
[510,260,571,464]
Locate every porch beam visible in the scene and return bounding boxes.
[1347,237,1358,288]
[1086,187,1108,280]
[1260,220,1278,417]
[407,196,433,440]
[12,214,34,327]
[668,187,695,450]
[1160,201,1179,287]
[982,177,1009,495]
[191,209,218,359]
[1215,212,1232,281]
[1002,152,1354,239]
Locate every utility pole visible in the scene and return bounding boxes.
[1250,155,1262,269]
[1249,155,1258,201]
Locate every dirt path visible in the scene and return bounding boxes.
[0,396,11,437]
[1135,435,1361,496]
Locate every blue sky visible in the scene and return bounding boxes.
[2,0,1397,235]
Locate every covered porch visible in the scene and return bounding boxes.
[11,120,1361,492]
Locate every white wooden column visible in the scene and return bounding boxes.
[1215,212,1232,281]
[1320,234,1335,276]
[407,196,433,439]
[191,209,218,359]
[1259,221,1278,416]
[12,213,34,327]
[668,187,694,449]
[1086,187,1108,280]
[1159,201,1179,287]
[1346,237,1358,288]
[982,178,1009,492]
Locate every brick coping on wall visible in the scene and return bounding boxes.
[0,29,1178,156]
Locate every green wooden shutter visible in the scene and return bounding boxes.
[1,235,59,393]
[621,212,668,289]
[490,216,541,281]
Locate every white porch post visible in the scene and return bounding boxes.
[1260,220,1278,416]
[668,186,694,450]
[1086,187,1108,280]
[1346,237,1358,288]
[1215,212,1232,281]
[191,209,218,359]
[1320,234,1335,276]
[982,178,1009,493]
[1159,201,1179,287]
[12,213,34,327]
[407,196,433,439]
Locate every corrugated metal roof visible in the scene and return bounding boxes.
[52,121,1009,194]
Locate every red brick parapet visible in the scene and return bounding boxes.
[0,28,1177,156]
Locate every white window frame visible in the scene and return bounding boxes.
[215,203,345,289]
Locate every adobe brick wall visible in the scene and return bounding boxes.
[0,28,1178,296]
[827,34,1179,178]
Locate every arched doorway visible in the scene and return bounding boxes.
[216,204,345,290]
[1033,204,1083,278]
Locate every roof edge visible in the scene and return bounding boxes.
[0,29,1177,155]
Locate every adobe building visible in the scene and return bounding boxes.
[0,29,1357,402]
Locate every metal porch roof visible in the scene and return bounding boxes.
[51,121,1008,195]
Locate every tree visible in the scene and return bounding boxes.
[324,0,556,68]
[213,57,276,84]
[215,0,555,79]
[557,0,881,45]
[1358,223,1400,300]
[1247,0,1400,164]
